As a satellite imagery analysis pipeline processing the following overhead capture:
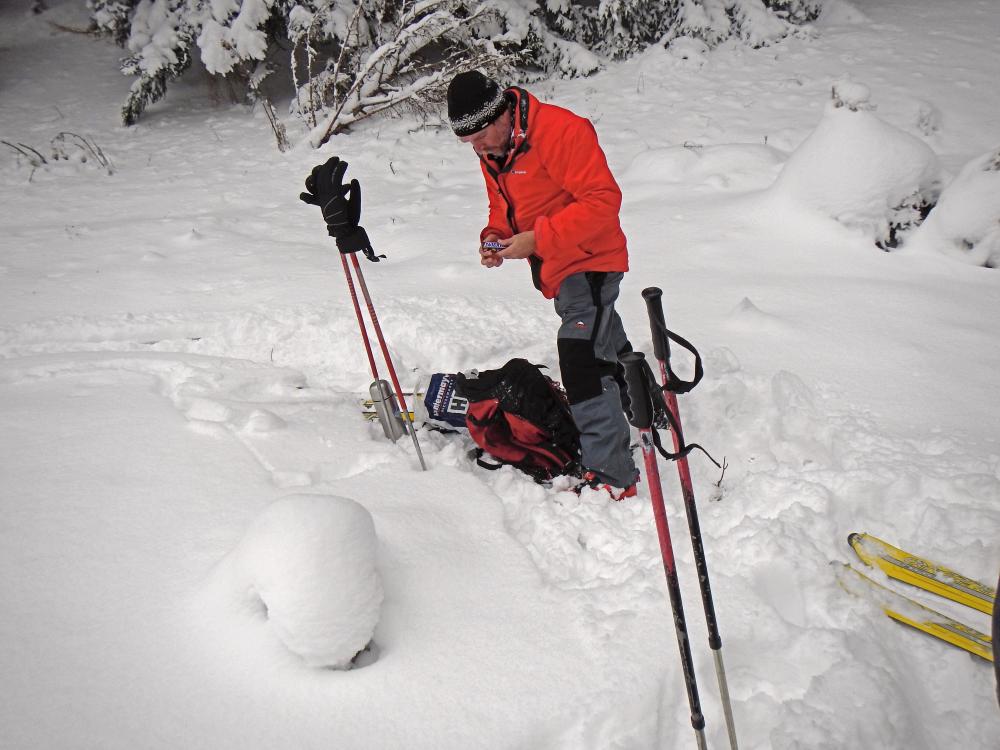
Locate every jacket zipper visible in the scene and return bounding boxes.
[499,176,519,233]
[483,162,519,233]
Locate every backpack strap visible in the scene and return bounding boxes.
[468,446,573,483]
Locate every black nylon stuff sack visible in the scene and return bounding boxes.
[453,359,581,483]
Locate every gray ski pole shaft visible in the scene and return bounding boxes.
[349,253,427,471]
[621,351,707,750]
[643,286,738,750]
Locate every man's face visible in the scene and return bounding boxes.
[459,109,512,159]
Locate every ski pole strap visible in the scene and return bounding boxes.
[335,227,386,262]
[650,420,721,468]
[631,353,720,468]
[652,320,704,394]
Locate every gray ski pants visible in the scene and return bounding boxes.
[554,271,637,488]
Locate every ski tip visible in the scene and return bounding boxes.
[847,532,862,546]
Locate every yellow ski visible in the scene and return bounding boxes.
[848,532,995,615]
[838,564,993,662]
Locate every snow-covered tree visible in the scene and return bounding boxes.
[118,0,198,126]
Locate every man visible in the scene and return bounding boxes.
[447,70,638,499]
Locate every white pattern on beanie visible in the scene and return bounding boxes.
[450,89,507,134]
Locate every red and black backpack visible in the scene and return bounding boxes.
[454,359,580,482]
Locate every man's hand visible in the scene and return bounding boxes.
[496,231,536,260]
[480,234,504,268]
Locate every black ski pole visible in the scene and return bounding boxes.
[621,351,707,750]
[643,286,737,750]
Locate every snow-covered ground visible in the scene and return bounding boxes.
[2,1,998,748]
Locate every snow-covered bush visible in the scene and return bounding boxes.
[908,148,1000,268]
[223,494,383,669]
[770,80,941,248]
[89,0,824,142]
[672,0,823,49]
[541,0,822,58]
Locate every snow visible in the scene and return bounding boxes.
[909,148,1000,267]
[770,88,941,244]
[208,493,383,669]
[2,0,999,749]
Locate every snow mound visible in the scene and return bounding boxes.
[725,297,795,335]
[226,494,383,668]
[908,147,1000,267]
[817,0,870,25]
[770,83,941,246]
[624,143,784,191]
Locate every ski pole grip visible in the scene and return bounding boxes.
[642,287,670,362]
[621,352,653,429]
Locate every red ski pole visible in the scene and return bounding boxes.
[340,253,408,443]
[340,253,380,380]
[348,253,427,471]
[621,351,707,750]
[643,287,737,750]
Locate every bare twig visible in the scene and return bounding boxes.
[714,457,728,488]
[2,140,47,166]
[2,140,46,181]
[52,131,115,174]
[326,0,367,131]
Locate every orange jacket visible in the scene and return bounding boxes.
[478,89,628,299]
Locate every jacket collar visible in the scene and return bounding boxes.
[481,88,532,176]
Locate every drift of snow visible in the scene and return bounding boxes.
[908,148,1000,267]
[771,82,941,244]
[212,493,383,669]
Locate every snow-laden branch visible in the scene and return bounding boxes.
[312,1,500,146]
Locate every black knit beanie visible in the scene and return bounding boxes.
[447,71,507,136]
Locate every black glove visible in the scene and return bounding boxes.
[299,156,361,239]
[299,156,385,261]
